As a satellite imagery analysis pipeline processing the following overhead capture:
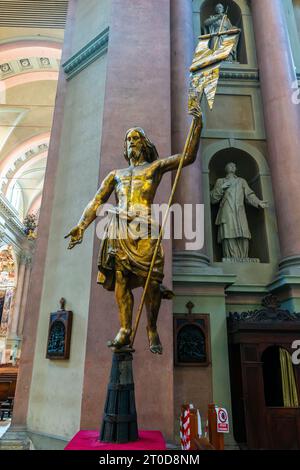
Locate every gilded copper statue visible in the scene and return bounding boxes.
[65,103,202,354]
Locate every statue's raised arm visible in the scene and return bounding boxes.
[157,94,203,175]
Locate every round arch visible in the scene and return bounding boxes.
[1,136,48,218]
[5,151,47,197]
[200,0,242,24]
[0,133,50,177]
[193,0,250,16]
[0,39,62,63]
[202,139,270,175]
[5,152,47,218]
[0,39,62,96]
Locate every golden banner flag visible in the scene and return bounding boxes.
[189,28,240,111]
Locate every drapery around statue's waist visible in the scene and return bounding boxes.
[97,208,164,291]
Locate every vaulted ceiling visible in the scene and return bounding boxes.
[0,0,67,220]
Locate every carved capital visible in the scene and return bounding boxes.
[19,253,32,267]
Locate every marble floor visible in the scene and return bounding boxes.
[0,419,11,438]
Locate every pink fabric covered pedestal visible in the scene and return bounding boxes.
[64,430,166,451]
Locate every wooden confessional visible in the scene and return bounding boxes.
[228,295,300,450]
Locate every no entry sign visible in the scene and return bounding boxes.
[216,407,229,433]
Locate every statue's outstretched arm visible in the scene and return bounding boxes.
[65,171,115,249]
[243,180,268,209]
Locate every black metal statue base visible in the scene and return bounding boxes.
[100,348,138,443]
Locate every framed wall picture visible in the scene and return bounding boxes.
[46,298,73,360]
[174,303,210,367]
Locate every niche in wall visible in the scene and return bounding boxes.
[209,147,269,263]
[200,0,247,64]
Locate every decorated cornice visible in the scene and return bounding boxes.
[228,295,300,329]
[217,65,297,83]
[219,67,259,82]
[63,27,109,80]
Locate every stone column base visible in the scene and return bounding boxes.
[267,256,300,311]
[173,250,210,273]
[278,256,300,275]
[0,427,33,450]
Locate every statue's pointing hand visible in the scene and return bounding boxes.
[64,225,84,249]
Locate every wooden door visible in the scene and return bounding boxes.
[266,408,300,450]
[242,361,268,449]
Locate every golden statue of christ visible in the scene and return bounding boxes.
[65,102,202,354]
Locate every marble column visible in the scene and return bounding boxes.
[80,0,174,440]
[171,0,194,163]
[171,0,209,265]
[251,0,300,272]
[11,0,78,428]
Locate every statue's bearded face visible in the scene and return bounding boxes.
[126,130,145,162]
[215,3,224,15]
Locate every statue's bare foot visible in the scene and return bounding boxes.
[147,327,163,355]
[107,328,131,349]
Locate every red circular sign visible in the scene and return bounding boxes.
[218,409,228,423]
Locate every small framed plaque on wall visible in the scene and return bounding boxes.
[174,302,210,367]
[46,298,73,360]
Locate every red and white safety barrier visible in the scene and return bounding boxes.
[180,406,191,450]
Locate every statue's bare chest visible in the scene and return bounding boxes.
[115,168,158,200]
